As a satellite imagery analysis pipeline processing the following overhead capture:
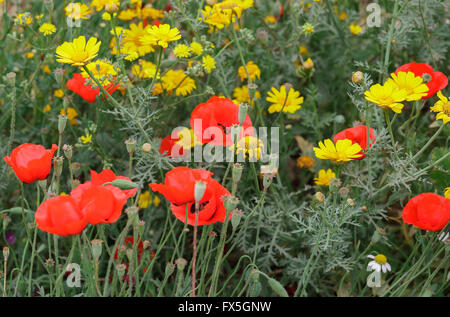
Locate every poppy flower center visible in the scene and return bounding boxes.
[421,73,432,83]
[190,201,208,213]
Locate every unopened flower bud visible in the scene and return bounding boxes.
[230,124,241,145]
[302,23,314,35]
[194,181,207,203]
[362,206,367,211]
[125,138,136,155]
[352,71,363,84]
[126,248,134,261]
[58,114,67,134]
[346,198,355,206]
[238,104,249,125]
[91,239,103,260]
[329,177,342,192]
[231,209,243,229]
[302,58,314,69]
[314,192,325,203]
[143,240,151,250]
[142,143,152,153]
[125,206,139,225]
[3,247,9,260]
[338,186,350,198]
[165,262,175,276]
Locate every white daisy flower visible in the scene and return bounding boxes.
[367,254,391,273]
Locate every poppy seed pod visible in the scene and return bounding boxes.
[194,181,207,203]
[4,143,58,184]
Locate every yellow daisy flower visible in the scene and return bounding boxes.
[161,69,196,96]
[39,23,56,36]
[142,24,181,48]
[444,187,450,199]
[81,60,117,86]
[190,42,203,55]
[43,104,52,112]
[132,60,160,79]
[65,3,93,20]
[56,36,101,66]
[232,85,261,104]
[14,13,33,25]
[314,139,363,162]
[202,55,216,73]
[266,85,304,114]
[60,107,79,125]
[238,61,261,82]
[117,22,154,57]
[349,23,362,35]
[80,133,92,144]
[386,71,429,101]
[90,0,120,12]
[264,15,277,24]
[296,155,315,170]
[430,91,450,124]
[299,45,309,56]
[314,169,336,186]
[174,128,203,150]
[364,81,407,113]
[173,44,191,58]
[138,190,152,209]
[231,136,264,160]
[54,89,64,98]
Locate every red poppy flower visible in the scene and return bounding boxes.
[3,143,58,184]
[333,125,375,159]
[159,134,186,158]
[35,196,87,236]
[395,63,448,99]
[190,96,254,146]
[71,169,137,199]
[149,166,232,226]
[71,184,128,225]
[66,73,119,103]
[402,193,450,231]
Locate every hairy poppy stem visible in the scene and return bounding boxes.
[192,203,200,297]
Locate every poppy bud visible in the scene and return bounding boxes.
[238,104,249,126]
[165,262,175,276]
[126,248,133,261]
[352,71,364,84]
[3,247,9,260]
[106,179,139,190]
[142,143,152,153]
[58,115,67,134]
[125,138,136,155]
[125,206,139,226]
[232,163,243,184]
[91,239,103,260]
[231,209,243,229]
[194,181,207,203]
[267,277,289,297]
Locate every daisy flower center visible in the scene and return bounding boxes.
[374,254,387,265]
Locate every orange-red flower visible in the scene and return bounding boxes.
[70,169,136,225]
[333,125,375,159]
[35,196,87,236]
[402,193,450,231]
[66,73,118,103]
[395,63,448,99]
[190,96,254,146]
[149,166,231,226]
[3,143,58,183]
